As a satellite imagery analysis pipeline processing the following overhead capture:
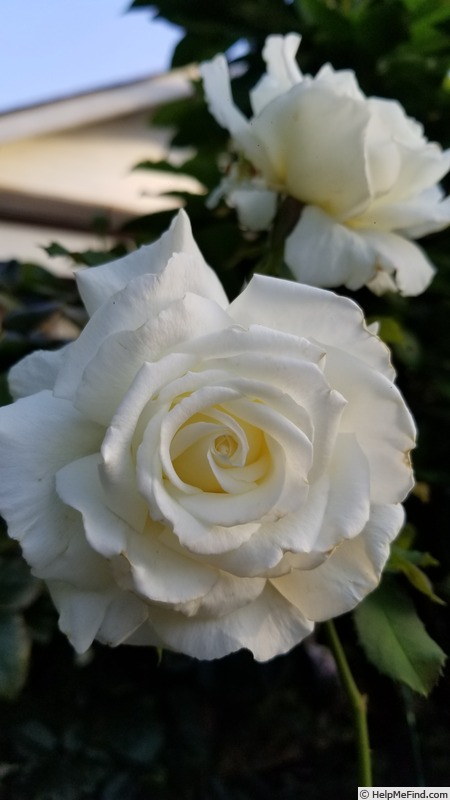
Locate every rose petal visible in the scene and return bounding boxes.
[118,529,218,606]
[316,432,370,549]
[114,620,165,647]
[251,83,372,216]
[8,347,67,400]
[49,582,114,654]
[284,206,376,291]
[0,391,103,570]
[364,106,402,197]
[360,229,436,296]
[250,33,303,115]
[97,593,152,647]
[169,571,266,619]
[56,454,130,557]
[229,273,395,378]
[149,583,313,661]
[357,186,450,239]
[99,355,196,531]
[76,210,227,316]
[38,516,112,589]
[207,433,370,577]
[272,504,403,620]
[200,55,269,173]
[55,250,229,402]
[367,98,450,201]
[315,63,365,100]
[324,347,416,504]
[56,453,219,606]
[74,293,232,426]
[366,269,398,296]
[228,186,278,230]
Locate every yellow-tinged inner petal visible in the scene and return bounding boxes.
[170,404,268,493]
[214,433,237,457]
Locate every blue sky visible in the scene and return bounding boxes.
[0,0,183,112]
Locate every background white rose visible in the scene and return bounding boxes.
[201,34,450,296]
[0,211,415,661]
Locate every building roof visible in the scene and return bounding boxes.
[0,68,196,143]
[0,67,203,272]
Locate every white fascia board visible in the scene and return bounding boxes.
[0,66,198,144]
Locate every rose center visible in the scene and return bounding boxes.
[214,434,237,458]
[169,404,269,494]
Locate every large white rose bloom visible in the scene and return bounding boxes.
[201,34,450,296]
[0,212,415,661]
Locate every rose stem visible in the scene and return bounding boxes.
[324,619,373,787]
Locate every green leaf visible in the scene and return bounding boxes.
[135,152,218,188]
[135,159,183,175]
[374,316,406,345]
[354,0,409,57]
[388,547,444,605]
[44,242,70,258]
[44,243,128,268]
[171,31,236,67]
[0,610,31,699]
[394,523,417,550]
[294,0,351,33]
[354,579,446,695]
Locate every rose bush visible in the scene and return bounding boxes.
[201,34,450,296]
[0,211,415,661]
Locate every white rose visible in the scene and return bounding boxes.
[201,34,450,296]
[0,211,415,661]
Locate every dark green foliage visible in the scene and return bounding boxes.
[354,577,446,695]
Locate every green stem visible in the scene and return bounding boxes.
[324,620,373,787]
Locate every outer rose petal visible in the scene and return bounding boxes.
[8,346,67,400]
[56,455,219,606]
[38,515,112,589]
[229,274,395,379]
[251,83,372,217]
[56,455,128,557]
[366,98,450,201]
[284,206,376,290]
[200,56,270,174]
[357,186,450,238]
[228,186,278,231]
[74,293,232,426]
[360,229,436,296]
[250,33,303,115]
[50,577,153,653]
[314,63,364,100]
[55,251,229,402]
[364,106,402,197]
[366,270,398,296]
[272,504,403,621]
[148,584,313,661]
[324,347,416,504]
[49,584,116,654]
[96,593,155,648]
[76,210,227,316]
[0,391,103,570]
